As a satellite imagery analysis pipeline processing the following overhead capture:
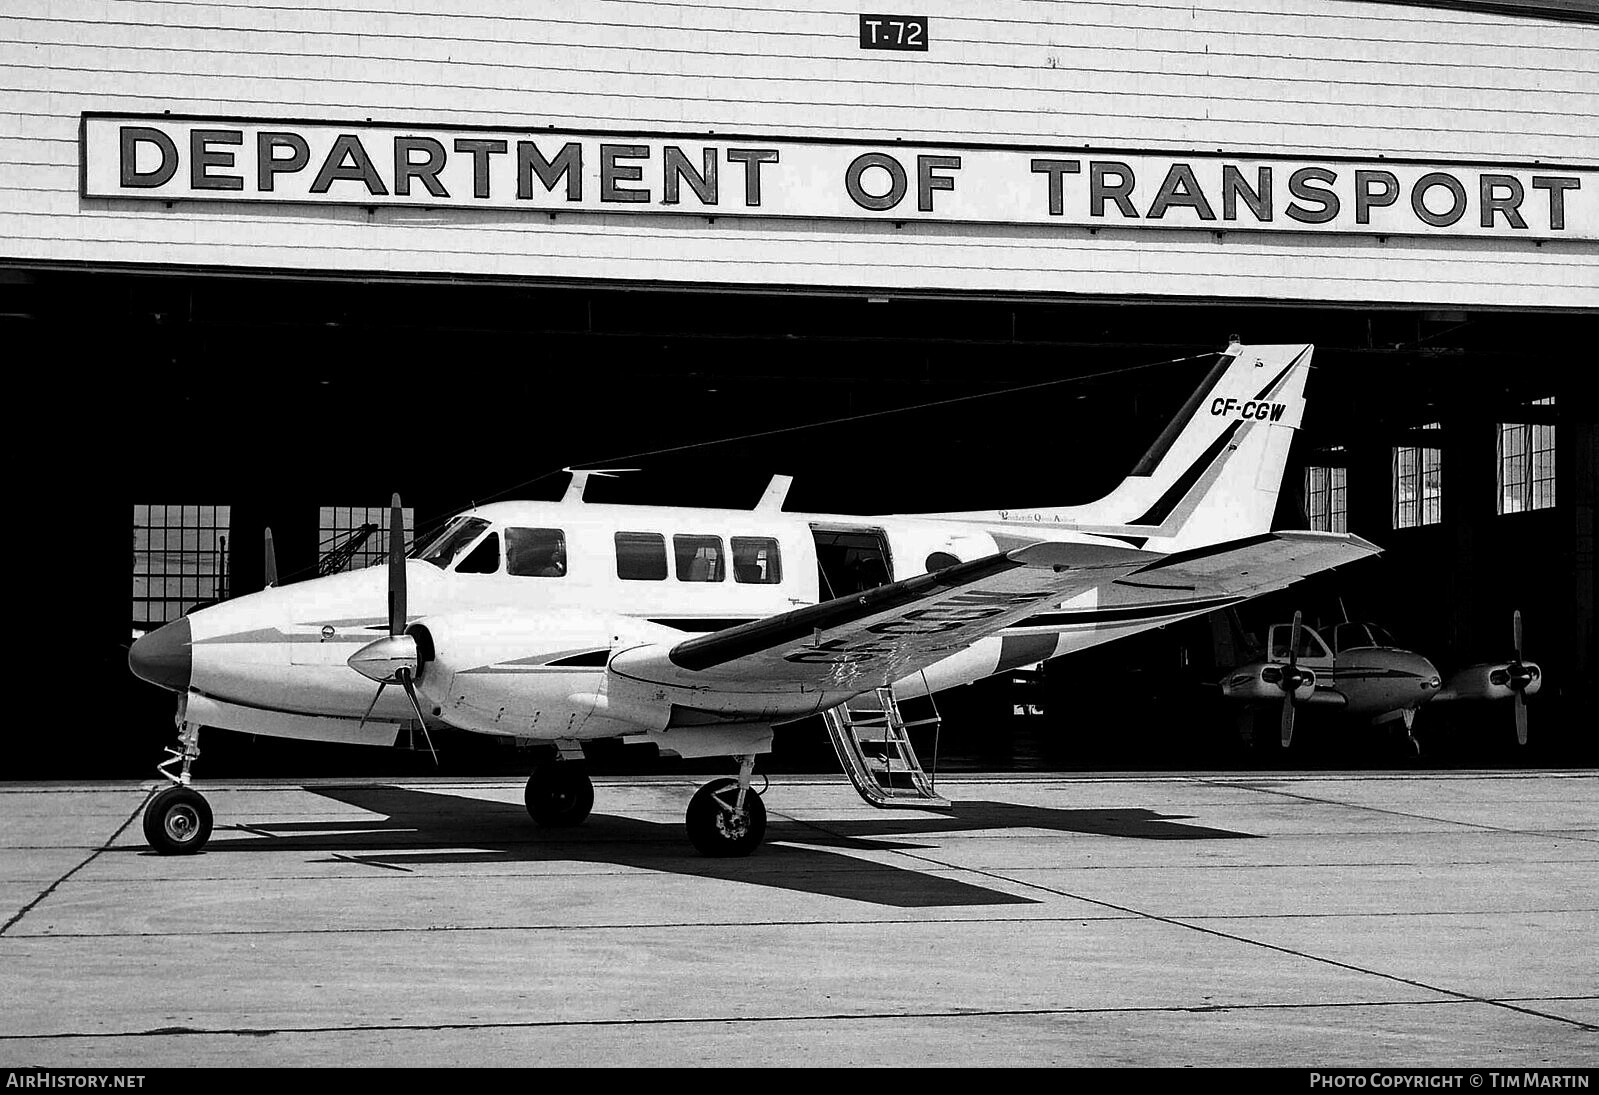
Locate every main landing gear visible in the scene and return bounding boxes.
[143,718,214,855]
[685,755,766,857]
[522,749,768,856]
[524,758,594,827]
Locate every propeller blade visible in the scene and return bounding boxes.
[1287,610,1303,670]
[399,671,438,765]
[1513,608,1523,662]
[358,680,387,731]
[1514,691,1529,746]
[1280,692,1296,748]
[263,528,278,587]
[388,493,406,639]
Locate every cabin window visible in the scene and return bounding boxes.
[506,527,567,577]
[615,532,667,581]
[318,505,412,574]
[414,516,490,569]
[455,531,501,574]
[131,504,230,628]
[731,537,782,584]
[674,535,724,582]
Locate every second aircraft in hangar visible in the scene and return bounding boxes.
[129,341,1379,857]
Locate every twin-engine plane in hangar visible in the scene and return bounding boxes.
[129,342,1379,857]
[1221,611,1542,753]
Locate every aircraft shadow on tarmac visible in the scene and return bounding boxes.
[194,784,1258,909]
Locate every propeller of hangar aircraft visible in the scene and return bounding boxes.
[1276,610,1310,747]
[1509,609,1533,746]
[347,494,438,763]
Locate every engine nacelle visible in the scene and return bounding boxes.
[1221,663,1318,704]
[1442,661,1543,702]
[414,609,677,739]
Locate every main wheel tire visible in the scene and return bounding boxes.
[525,764,594,827]
[685,778,766,857]
[142,786,213,855]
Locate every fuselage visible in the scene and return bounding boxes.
[131,497,1250,744]
[1223,621,1443,720]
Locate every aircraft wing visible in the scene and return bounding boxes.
[613,531,1379,698]
[1114,530,1381,600]
[615,541,1156,695]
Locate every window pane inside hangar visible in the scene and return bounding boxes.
[131,504,230,629]
[318,505,413,572]
[1393,427,1442,529]
[1498,398,1557,515]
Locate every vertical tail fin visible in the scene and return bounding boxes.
[934,342,1314,550]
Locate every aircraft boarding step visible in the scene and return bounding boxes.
[823,687,951,810]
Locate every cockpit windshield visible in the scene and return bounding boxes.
[410,516,491,569]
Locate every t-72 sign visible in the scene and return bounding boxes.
[860,14,928,51]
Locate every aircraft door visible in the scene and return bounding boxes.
[811,525,893,601]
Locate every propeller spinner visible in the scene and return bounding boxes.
[347,494,438,763]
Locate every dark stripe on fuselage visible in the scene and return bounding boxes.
[648,618,756,632]
[997,633,1060,672]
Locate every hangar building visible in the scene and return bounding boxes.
[3,0,1594,775]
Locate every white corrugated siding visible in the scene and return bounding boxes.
[3,0,1596,306]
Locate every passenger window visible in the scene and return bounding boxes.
[506,527,567,577]
[731,537,782,584]
[674,535,724,582]
[455,532,501,574]
[615,532,667,581]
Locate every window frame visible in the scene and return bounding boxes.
[505,527,569,578]
[131,504,231,627]
[1497,398,1556,515]
[318,505,413,574]
[1304,465,1348,533]
[731,536,784,584]
[614,531,668,581]
[1392,427,1443,529]
[673,534,726,583]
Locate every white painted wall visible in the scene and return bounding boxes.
[3,0,1596,307]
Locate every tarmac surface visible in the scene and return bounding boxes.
[1,771,1595,1068]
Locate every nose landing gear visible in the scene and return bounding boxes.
[144,717,213,855]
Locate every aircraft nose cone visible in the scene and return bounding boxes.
[129,617,192,692]
[1416,656,1442,692]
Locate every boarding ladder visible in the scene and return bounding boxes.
[822,687,950,809]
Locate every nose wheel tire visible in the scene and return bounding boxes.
[525,764,594,827]
[142,786,213,855]
[686,778,766,857]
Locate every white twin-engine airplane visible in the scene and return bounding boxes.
[129,342,1379,857]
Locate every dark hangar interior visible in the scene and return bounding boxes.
[9,267,1594,776]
